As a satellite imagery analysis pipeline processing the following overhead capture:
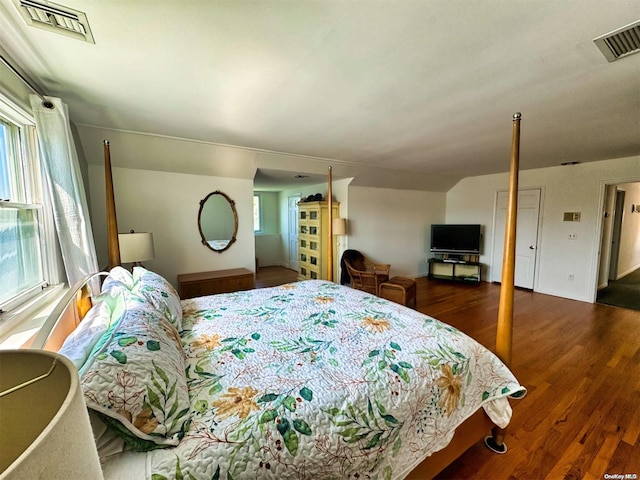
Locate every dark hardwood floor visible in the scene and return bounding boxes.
[421,279,639,480]
[256,267,640,479]
[255,265,298,288]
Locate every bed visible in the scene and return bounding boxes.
[32,114,526,479]
[51,268,525,480]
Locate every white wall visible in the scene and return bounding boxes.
[348,186,446,277]
[446,155,640,302]
[89,165,255,288]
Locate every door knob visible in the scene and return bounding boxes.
[529,245,536,250]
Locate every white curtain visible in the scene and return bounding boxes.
[30,95,98,286]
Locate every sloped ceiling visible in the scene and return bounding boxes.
[0,0,639,190]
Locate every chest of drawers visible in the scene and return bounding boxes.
[177,268,254,299]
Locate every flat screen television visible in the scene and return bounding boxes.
[430,224,482,255]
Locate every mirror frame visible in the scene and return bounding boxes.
[197,190,238,253]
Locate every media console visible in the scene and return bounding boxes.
[427,257,482,283]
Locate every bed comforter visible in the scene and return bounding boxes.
[103,279,521,480]
[69,271,524,479]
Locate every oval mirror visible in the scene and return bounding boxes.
[197,191,238,253]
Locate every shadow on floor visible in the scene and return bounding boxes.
[597,267,640,311]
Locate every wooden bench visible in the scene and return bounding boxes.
[379,276,416,308]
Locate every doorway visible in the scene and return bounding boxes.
[595,181,640,310]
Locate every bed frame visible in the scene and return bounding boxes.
[32,113,522,479]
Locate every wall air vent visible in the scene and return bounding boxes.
[13,0,94,43]
[593,20,640,62]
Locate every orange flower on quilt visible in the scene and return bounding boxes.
[211,386,260,420]
[315,296,334,303]
[134,406,159,434]
[362,316,390,333]
[192,333,222,351]
[436,363,462,416]
[182,304,199,318]
[117,408,133,423]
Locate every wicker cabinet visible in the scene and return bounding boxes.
[297,201,339,281]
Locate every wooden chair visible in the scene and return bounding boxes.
[342,250,390,295]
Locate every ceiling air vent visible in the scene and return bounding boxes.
[593,20,640,62]
[13,0,94,43]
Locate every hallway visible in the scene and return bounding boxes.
[597,267,640,311]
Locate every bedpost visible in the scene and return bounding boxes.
[485,112,521,455]
[496,112,521,366]
[327,166,334,282]
[104,140,121,269]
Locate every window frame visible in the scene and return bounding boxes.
[0,93,57,319]
[253,193,263,234]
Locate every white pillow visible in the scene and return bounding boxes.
[58,293,125,371]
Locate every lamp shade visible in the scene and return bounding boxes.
[0,350,103,480]
[332,217,347,236]
[118,232,155,264]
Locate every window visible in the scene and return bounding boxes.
[0,103,48,313]
[253,194,262,232]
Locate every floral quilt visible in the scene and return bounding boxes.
[144,280,524,480]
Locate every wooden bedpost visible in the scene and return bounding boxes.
[496,112,521,366]
[486,112,521,455]
[104,140,121,269]
[327,166,334,282]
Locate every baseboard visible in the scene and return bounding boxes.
[616,264,640,280]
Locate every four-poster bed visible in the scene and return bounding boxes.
[33,114,524,479]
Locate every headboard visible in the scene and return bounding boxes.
[28,272,109,351]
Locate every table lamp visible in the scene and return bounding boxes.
[0,349,103,479]
[118,230,155,266]
[332,217,347,236]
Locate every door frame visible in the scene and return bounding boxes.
[591,176,640,303]
[287,195,301,271]
[608,189,625,281]
[490,187,544,291]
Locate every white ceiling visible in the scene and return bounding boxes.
[1,0,639,188]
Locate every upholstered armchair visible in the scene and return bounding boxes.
[341,249,390,295]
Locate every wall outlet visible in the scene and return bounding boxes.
[568,233,577,240]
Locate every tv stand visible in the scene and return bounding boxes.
[442,258,466,264]
[428,255,482,283]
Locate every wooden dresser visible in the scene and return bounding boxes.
[177,268,254,299]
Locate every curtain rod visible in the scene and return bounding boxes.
[0,54,54,109]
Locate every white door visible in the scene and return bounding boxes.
[288,195,300,270]
[492,189,541,289]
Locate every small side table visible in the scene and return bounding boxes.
[379,277,417,308]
